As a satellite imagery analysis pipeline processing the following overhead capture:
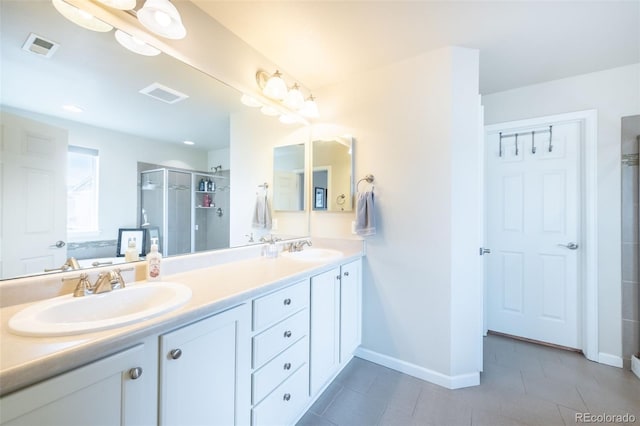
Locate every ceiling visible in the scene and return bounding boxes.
[193,1,640,94]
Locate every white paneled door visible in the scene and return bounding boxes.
[485,121,581,349]
[1,112,68,278]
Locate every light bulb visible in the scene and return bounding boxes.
[263,70,287,100]
[300,95,319,118]
[284,83,305,110]
[137,0,186,40]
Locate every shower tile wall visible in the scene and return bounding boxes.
[622,115,640,369]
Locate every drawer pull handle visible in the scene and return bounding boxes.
[129,367,143,380]
[284,362,292,370]
[284,330,292,338]
[170,349,182,360]
[344,271,350,276]
[283,298,292,306]
[283,393,291,402]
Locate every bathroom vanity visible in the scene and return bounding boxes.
[0,242,363,426]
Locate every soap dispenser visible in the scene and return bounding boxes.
[124,238,139,262]
[146,237,162,281]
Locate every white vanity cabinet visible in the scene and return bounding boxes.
[310,258,362,395]
[158,304,250,426]
[250,280,311,426]
[0,344,153,426]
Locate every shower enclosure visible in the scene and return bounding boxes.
[140,167,231,258]
[140,168,192,257]
[621,115,639,372]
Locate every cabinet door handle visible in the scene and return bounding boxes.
[283,330,292,338]
[283,362,292,370]
[343,271,350,277]
[283,298,292,306]
[283,393,291,402]
[169,349,182,360]
[129,367,143,380]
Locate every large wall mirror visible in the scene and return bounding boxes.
[312,136,354,212]
[0,0,308,280]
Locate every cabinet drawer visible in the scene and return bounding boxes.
[253,309,308,368]
[252,336,308,405]
[251,364,309,426]
[253,280,309,331]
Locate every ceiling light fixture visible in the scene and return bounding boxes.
[115,30,161,56]
[94,0,136,10]
[300,95,319,119]
[51,0,113,33]
[137,0,187,40]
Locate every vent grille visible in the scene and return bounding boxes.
[139,83,189,104]
[22,33,59,58]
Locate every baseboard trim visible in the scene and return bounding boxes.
[631,356,640,379]
[598,352,623,368]
[354,347,480,389]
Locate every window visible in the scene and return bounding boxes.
[67,146,99,234]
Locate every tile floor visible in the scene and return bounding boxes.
[297,334,640,426]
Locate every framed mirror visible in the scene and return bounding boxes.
[312,136,354,212]
[0,0,308,280]
[272,144,306,212]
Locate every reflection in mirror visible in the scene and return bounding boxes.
[273,144,306,211]
[312,137,354,212]
[0,0,306,280]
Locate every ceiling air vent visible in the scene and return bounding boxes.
[22,33,59,58]
[139,83,189,104]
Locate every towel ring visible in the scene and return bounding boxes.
[357,174,374,192]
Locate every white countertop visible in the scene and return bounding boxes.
[0,243,363,396]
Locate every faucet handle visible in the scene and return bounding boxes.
[72,273,93,297]
[110,269,126,290]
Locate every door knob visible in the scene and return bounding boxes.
[558,242,579,250]
[479,247,491,256]
[49,240,66,249]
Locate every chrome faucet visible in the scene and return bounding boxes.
[287,239,312,252]
[45,257,80,272]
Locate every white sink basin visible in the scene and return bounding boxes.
[282,248,343,262]
[8,282,192,337]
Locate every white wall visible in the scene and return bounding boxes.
[313,47,482,386]
[482,63,640,361]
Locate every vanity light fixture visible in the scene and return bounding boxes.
[255,69,320,120]
[51,0,113,33]
[94,0,136,10]
[115,30,161,56]
[137,0,187,40]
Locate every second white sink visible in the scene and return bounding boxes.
[8,282,192,337]
[281,248,343,262]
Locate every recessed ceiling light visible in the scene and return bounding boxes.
[62,104,83,113]
[183,140,195,145]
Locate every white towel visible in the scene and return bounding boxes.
[355,191,376,236]
[252,193,272,229]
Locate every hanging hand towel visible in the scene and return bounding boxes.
[355,191,376,236]
[252,193,272,229]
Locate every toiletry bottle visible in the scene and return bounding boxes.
[199,178,205,191]
[124,238,139,262]
[207,178,213,191]
[146,237,162,281]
